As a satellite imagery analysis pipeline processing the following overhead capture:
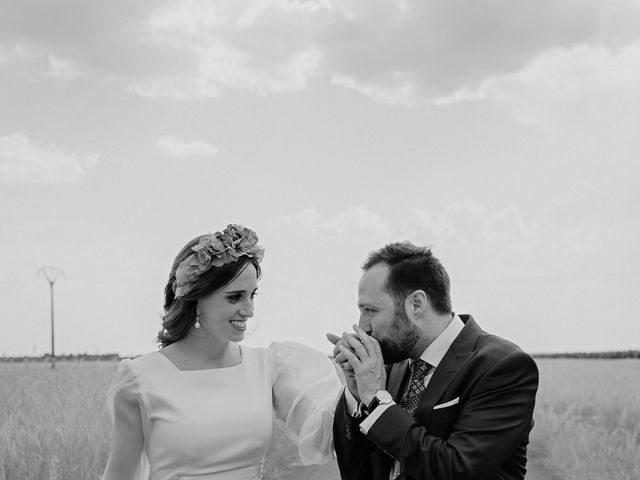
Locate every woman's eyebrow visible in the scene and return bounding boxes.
[225,287,258,294]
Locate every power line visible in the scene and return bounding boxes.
[37,266,65,369]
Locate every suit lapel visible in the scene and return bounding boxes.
[418,315,483,420]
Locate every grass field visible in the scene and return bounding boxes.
[529,358,640,480]
[1,358,638,479]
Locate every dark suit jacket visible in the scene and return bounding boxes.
[333,315,539,480]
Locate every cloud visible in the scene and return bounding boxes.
[0,133,98,184]
[406,186,640,280]
[273,207,322,229]
[275,206,390,237]
[48,55,84,80]
[274,190,637,281]
[129,45,320,99]
[156,135,219,157]
[434,42,640,125]
[0,44,84,82]
[330,73,418,106]
[0,43,38,63]
[323,206,390,237]
[1,0,639,102]
[321,0,640,104]
[128,1,324,99]
[408,201,538,269]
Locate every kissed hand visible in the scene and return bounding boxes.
[337,325,386,406]
[327,332,358,369]
[327,331,359,400]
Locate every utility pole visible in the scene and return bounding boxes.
[38,267,64,369]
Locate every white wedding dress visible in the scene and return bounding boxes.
[104,342,342,480]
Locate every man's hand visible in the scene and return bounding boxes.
[337,325,387,406]
[327,332,360,400]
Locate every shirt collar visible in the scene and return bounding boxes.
[417,313,464,368]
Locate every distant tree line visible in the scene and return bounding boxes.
[0,353,123,363]
[533,350,640,359]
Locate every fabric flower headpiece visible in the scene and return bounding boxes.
[173,224,265,298]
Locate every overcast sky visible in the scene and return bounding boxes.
[1,0,639,357]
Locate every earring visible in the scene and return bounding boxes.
[195,312,201,329]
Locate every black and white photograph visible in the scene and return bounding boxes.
[1,1,639,479]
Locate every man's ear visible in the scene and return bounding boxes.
[405,290,428,318]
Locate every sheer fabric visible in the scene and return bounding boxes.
[104,342,341,480]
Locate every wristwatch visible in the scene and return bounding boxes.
[366,390,394,413]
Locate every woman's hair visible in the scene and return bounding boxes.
[157,235,262,348]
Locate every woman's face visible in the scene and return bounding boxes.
[197,263,259,343]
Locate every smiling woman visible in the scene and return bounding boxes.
[101,225,342,480]
[157,225,265,352]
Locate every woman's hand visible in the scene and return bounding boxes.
[327,332,360,401]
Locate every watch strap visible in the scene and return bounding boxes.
[366,396,381,414]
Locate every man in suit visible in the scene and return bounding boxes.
[328,242,539,480]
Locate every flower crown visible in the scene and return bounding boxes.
[173,224,265,298]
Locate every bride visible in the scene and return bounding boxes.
[102,225,342,480]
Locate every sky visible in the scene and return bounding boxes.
[1,0,639,357]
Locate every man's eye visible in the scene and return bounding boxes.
[228,295,241,302]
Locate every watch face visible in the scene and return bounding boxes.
[377,391,393,403]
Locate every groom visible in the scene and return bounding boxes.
[328,242,539,480]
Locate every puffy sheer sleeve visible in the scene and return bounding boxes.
[103,359,150,480]
[270,341,343,465]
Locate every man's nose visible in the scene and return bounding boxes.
[358,313,369,330]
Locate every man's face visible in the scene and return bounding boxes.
[357,263,421,363]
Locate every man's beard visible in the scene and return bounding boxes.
[376,305,421,364]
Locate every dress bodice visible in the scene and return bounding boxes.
[105,342,341,480]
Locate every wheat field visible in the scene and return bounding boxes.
[529,358,640,480]
[1,358,639,479]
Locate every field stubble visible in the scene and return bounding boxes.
[0,362,112,479]
[1,359,638,479]
[529,359,640,480]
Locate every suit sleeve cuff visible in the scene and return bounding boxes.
[359,402,396,434]
[343,386,364,417]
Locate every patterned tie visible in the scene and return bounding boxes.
[399,359,432,415]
